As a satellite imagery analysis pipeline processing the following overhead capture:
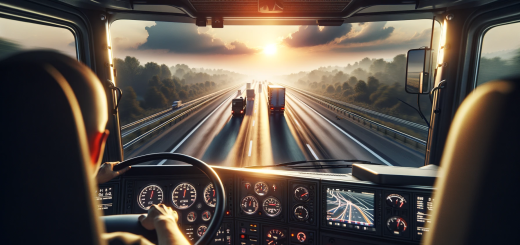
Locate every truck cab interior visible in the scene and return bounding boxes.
[1,0,519,245]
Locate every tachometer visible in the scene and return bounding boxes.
[386,194,407,208]
[263,197,282,217]
[241,195,259,214]
[294,187,309,201]
[254,182,268,196]
[293,205,309,221]
[204,183,216,207]
[137,184,164,210]
[197,225,207,237]
[387,216,407,235]
[266,229,285,245]
[172,183,197,209]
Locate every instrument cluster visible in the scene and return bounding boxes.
[237,177,286,222]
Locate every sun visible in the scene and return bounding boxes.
[263,44,277,55]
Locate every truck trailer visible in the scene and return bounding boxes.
[231,97,246,116]
[267,85,285,113]
[246,89,255,100]
[246,82,251,89]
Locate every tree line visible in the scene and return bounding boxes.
[115,56,241,124]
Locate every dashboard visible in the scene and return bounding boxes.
[98,165,433,245]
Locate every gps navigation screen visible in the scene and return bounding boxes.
[326,188,375,228]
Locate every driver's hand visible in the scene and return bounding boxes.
[96,162,130,184]
[139,204,179,230]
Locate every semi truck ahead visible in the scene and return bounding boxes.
[267,85,285,113]
[246,82,251,89]
[246,89,255,100]
[172,100,182,109]
[232,97,246,117]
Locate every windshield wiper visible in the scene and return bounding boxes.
[246,159,379,169]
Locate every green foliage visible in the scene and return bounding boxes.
[326,85,335,93]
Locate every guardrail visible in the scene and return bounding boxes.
[121,86,240,131]
[283,84,428,132]
[286,86,427,148]
[123,85,241,150]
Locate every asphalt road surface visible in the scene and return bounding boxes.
[124,82,426,171]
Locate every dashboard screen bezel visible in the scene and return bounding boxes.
[322,184,382,236]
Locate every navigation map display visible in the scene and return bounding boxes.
[326,188,375,228]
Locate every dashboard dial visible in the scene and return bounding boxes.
[266,229,286,245]
[241,196,259,214]
[297,232,306,242]
[262,197,282,217]
[254,182,269,196]
[202,210,212,221]
[293,205,309,221]
[387,216,408,234]
[204,184,216,207]
[294,187,310,201]
[172,183,197,209]
[186,211,197,222]
[386,194,407,208]
[197,225,207,237]
[137,185,164,210]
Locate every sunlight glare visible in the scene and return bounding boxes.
[263,44,277,55]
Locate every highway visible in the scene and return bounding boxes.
[124,82,426,171]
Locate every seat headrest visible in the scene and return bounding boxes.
[424,79,520,244]
[0,51,105,245]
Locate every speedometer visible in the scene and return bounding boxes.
[204,183,216,207]
[241,196,259,214]
[266,229,286,245]
[172,183,197,209]
[254,182,268,196]
[137,184,164,210]
[263,197,282,217]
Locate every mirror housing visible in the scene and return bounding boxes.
[405,49,431,94]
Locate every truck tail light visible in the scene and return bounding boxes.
[281,107,284,110]
[270,107,274,110]
[240,110,244,113]
[231,110,234,114]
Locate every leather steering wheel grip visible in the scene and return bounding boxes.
[105,153,226,245]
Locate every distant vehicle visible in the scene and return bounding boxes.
[246,89,255,100]
[172,100,182,109]
[237,90,241,96]
[232,97,246,116]
[259,84,262,92]
[267,85,285,113]
[246,83,251,89]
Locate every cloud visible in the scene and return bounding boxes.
[339,22,394,44]
[137,22,259,55]
[282,24,352,48]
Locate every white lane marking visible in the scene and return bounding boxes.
[252,120,255,126]
[157,94,235,165]
[306,144,319,160]
[255,109,257,113]
[294,120,300,127]
[291,94,393,166]
[248,140,253,157]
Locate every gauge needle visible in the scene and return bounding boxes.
[213,190,215,197]
[150,191,154,198]
[183,189,186,198]
[249,201,251,205]
[400,202,404,208]
[301,193,307,197]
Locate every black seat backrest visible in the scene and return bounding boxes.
[0,53,104,244]
[424,79,520,244]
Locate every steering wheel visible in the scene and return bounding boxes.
[102,153,226,245]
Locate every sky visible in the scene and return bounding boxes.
[0,17,519,79]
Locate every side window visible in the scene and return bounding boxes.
[0,17,76,60]
[476,22,520,87]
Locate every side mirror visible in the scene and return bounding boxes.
[405,49,431,94]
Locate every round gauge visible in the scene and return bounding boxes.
[241,195,259,215]
[293,205,309,221]
[294,187,310,201]
[386,194,407,208]
[244,182,251,190]
[387,216,408,234]
[297,232,306,242]
[187,211,197,222]
[262,197,282,217]
[197,225,207,237]
[204,184,216,207]
[137,185,164,210]
[254,182,269,196]
[266,229,286,245]
[172,183,197,209]
[202,210,212,221]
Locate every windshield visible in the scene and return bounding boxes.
[112,20,434,171]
